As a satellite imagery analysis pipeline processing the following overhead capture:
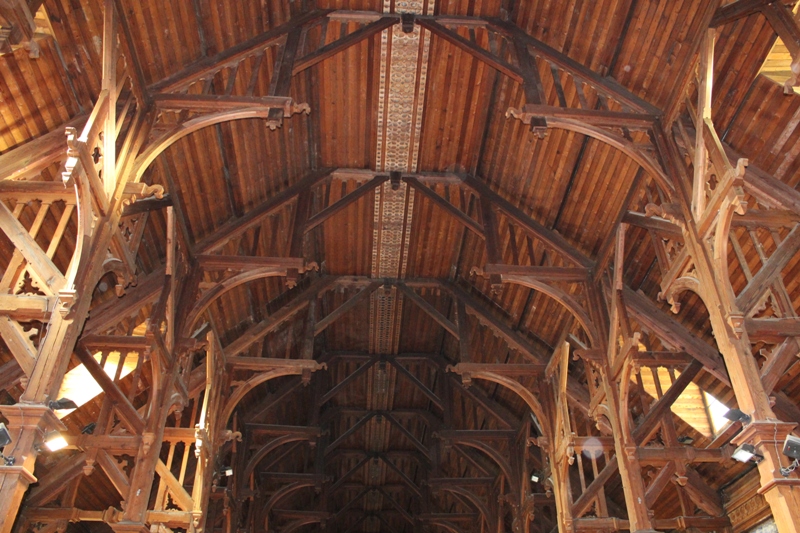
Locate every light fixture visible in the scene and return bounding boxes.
[0,423,14,466]
[81,422,96,435]
[530,471,540,483]
[780,435,800,477]
[48,398,78,411]
[732,443,762,463]
[530,413,544,437]
[783,435,800,460]
[677,435,694,445]
[222,466,234,477]
[44,431,68,452]
[723,408,751,425]
[0,423,11,448]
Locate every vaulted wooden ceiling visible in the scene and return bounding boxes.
[3,1,800,533]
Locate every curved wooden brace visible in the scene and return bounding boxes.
[281,516,324,533]
[450,438,515,491]
[243,435,317,483]
[501,274,601,348]
[219,362,326,429]
[463,371,551,441]
[182,267,286,336]
[435,485,494,531]
[658,275,702,315]
[132,108,307,184]
[545,118,674,199]
[263,481,317,531]
[63,128,97,289]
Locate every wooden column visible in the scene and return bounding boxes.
[589,226,657,533]
[656,122,800,533]
[0,406,63,533]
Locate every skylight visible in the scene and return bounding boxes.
[55,351,139,418]
[704,391,731,436]
[633,367,726,438]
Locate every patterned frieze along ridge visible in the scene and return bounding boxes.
[365,2,434,524]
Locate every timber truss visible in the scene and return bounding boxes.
[3,2,800,533]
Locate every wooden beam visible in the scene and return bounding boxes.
[631,360,704,444]
[711,0,775,26]
[736,224,800,314]
[150,10,331,93]
[320,357,378,404]
[404,176,485,237]
[481,264,590,282]
[623,286,729,383]
[306,176,389,232]
[196,255,305,271]
[224,276,336,357]
[487,18,660,115]
[464,175,594,268]
[450,375,518,429]
[83,267,165,335]
[0,317,38,375]
[74,344,145,434]
[396,283,458,338]
[622,211,683,239]
[387,358,444,410]
[315,281,382,335]
[24,453,87,508]
[293,16,397,73]
[195,168,335,254]
[0,200,66,294]
[417,18,522,82]
[746,317,800,341]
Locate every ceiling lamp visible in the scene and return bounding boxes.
[48,398,78,411]
[0,423,14,466]
[0,423,10,448]
[732,443,762,463]
[780,435,800,477]
[43,431,69,452]
[723,408,751,425]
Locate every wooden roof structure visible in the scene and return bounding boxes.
[3,0,800,532]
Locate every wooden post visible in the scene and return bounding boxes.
[102,0,117,199]
[0,406,64,533]
[692,29,714,221]
[656,122,800,533]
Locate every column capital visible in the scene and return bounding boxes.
[732,420,797,447]
[1,402,65,432]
